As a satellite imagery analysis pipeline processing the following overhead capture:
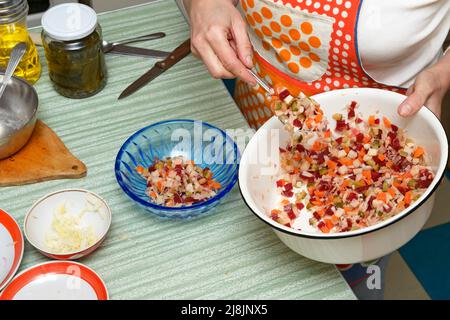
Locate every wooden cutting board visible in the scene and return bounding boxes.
[0,120,87,187]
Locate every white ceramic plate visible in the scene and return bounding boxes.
[0,261,108,300]
[0,209,24,291]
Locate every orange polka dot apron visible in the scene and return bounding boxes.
[235,0,406,129]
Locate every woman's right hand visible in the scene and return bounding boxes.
[184,0,257,85]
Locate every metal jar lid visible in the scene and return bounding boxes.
[41,3,98,41]
[0,0,28,24]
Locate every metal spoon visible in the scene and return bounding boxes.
[247,68,320,132]
[248,69,274,95]
[101,32,166,53]
[0,42,27,101]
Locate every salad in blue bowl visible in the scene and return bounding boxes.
[115,120,240,219]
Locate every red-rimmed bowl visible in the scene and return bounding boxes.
[0,261,108,300]
[24,189,112,260]
[0,209,24,291]
[239,88,448,264]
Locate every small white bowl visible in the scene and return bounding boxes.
[239,88,448,264]
[24,189,112,260]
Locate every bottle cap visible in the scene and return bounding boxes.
[42,3,97,41]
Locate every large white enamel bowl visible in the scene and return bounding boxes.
[239,88,448,264]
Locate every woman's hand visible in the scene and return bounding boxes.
[184,0,256,85]
[398,53,450,119]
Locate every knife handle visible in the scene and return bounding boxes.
[156,39,191,70]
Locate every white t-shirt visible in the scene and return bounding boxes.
[358,0,450,87]
[177,0,450,88]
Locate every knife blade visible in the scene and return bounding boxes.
[118,39,191,100]
[105,44,169,59]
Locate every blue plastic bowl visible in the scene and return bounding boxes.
[115,120,240,219]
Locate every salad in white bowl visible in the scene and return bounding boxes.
[239,88,448,264]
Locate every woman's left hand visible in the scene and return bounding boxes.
[398,54,450,119]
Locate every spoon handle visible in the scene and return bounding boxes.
[113,32,166,46]
[0,42,27,99]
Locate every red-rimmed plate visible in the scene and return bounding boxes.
[0,209,24,291]
[0,261,108,300]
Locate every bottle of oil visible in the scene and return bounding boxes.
[0,0,41,84]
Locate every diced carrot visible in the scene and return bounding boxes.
[315,106,324,115]
[292,167,300,174]
[324,130,331,138]
[413,147,425,158]
[331,215,339,223]
[314,190,326,198]
[386,160,393,168]
[341,180,350,188]
[344,146,350,154]
[157,181,164,192]
[376,192,388,203]
[149,191,157,199]
[358,149,366,158]
[362,170,372,181]
[314,114,323,123]
[317,209,325,217]
[378,154,386,161]
[402,171,413,179]
[312,200,325,206]
[210,181,222,189]
[328,170,337,177]
[308,187,315,195]
[281,199,290,206]
[305,117,314,128]
[343,206,353,213]
[387,188,396,197]
[136,165,144,174]
[363,135,372,143]
[339,157,353,166]
[319,225,330,233]
[271,209,281,215]
[324,219,334,229]
[312,141,322,151]
[368,115,376,126]
[404,191,412,205]
[327,160,337,169]
[382,116,391,128]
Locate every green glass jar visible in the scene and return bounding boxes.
[41,3,107,99]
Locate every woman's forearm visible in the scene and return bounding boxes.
[436,49,450,91]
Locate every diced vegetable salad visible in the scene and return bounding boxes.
[136,156,221,207]
[272,90,328,132]
[270,89,434,233]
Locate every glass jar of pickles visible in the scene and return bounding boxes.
[0,0,42,84]
[41,3,107,99]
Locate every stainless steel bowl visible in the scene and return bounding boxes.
[0,73,38,159]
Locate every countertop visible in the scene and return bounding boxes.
[0,0,355,299]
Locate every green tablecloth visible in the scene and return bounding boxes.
[1,0,355,299]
